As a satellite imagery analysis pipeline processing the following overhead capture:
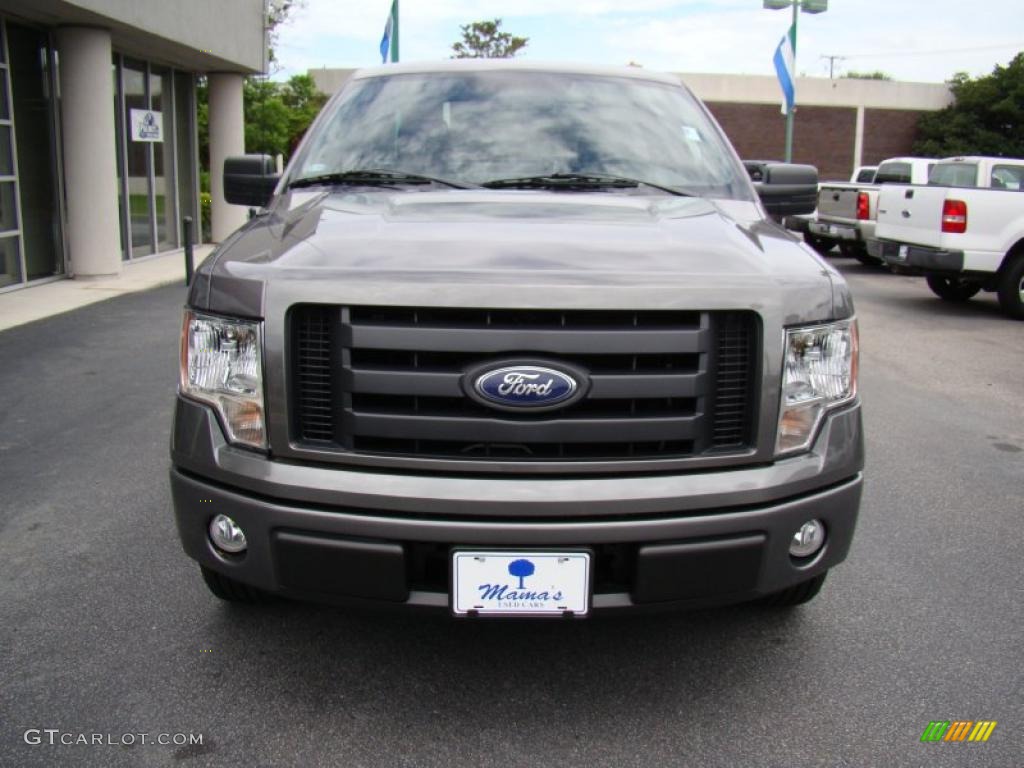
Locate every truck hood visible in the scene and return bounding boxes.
[194,189,843,323]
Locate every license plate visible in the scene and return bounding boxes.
[898,244,909,261]
[452,551,591,617]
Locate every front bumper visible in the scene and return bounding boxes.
[170,398,864,613]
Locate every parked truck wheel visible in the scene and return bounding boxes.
[804,233,837,255]
[926,275,982,302]
[200,566,265,603]
[758,573,827,607]
[839,241,882,267]
[996,254,1024,319]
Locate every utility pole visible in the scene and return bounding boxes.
[821,54,845,79]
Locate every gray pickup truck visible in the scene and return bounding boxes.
[171,61,863,617]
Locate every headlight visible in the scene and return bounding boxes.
[180,310,266,450]
[776,319,858,456]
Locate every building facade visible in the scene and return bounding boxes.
[0,0,265,292]
[310,68,953,184]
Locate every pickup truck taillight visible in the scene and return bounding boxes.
[941,199,968,233]
[856,192,869,220]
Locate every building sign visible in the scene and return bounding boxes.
[130,109,163,142]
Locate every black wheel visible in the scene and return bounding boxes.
[804,233,838,255]
[839,241,883,266]
[200,565,264,603]
[758,572,827,607]
[996,254,1024,319]
[926,275,982,302]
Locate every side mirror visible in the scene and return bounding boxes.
[744,161,818,217]
[224,154,280,208]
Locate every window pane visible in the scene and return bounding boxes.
[151,67,175,250]
[123,61,152,256]
[0,74,9,120]
[0,123,13,175]
[113,57,127,258]
[0,180,16,231]
[0,234,21,287]
[175,71,196,242]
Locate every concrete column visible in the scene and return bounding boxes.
[55,27,122,278]
[208,73,247,241]
[853,105,865,170]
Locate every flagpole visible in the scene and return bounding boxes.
[391,0,400,62]
[785,0,797,162]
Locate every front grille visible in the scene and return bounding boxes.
[291,306,759,462]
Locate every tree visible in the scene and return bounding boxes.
[451,19,528,59]
[281,74,329,153]
[913,53,1024,158]
[507,559,535,590]
[242,75,329,158]
[842,70,891,81]
[244,77,291,158]
[267,0,305,71]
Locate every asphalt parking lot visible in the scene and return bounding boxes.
[0,256,1021,767]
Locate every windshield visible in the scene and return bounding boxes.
[291,71,752,200]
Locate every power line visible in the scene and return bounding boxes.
[833,42,1024,60]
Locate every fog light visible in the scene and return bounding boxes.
[790,519,826,558]
[209,514,247,554]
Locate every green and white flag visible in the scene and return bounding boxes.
[379,0,399,63]
[773,22,796,115]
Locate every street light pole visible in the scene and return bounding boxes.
[764,0,827,162]
[785,0,798,162]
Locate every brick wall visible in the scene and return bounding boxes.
[707,102,929,182]
[862,108,925,165]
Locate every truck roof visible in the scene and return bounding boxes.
[349,59,684,87]
[878,157,934,165]
[937,155,1024,164]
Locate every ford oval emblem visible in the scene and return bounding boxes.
[466,363,586,411]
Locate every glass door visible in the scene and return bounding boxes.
[150,66,176,251]
[122,59,153,258]
[0,22,21,288]
[8,22,61,280]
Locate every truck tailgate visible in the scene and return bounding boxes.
[874,185,948,247]
[817,183,860,221]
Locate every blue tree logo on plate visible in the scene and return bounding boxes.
[508,559,535,589]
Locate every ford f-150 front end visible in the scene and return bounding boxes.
[170,61,863,616]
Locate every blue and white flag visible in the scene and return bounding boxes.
[773,23,796,115]
[379,0,398,63]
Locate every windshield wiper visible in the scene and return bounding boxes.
[481,172,692,196]
[288,169,474,190]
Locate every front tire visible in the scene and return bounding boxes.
[200,565,265,603]
[996,254,1024,319]
[926,275,982,302]
[759,572,827,607]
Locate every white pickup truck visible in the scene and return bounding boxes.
[806,157,936,264]
[870,156,1024,318]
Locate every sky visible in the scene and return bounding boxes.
[272,0,1024,84]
